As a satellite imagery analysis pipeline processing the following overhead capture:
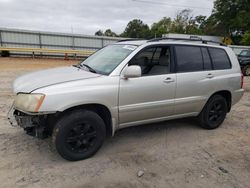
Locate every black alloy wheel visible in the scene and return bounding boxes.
[52,110,106,161]
[66,123,97,153]
[208,102,225,123]
[198,95,228,129]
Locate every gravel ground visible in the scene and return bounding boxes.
[0,57,250,188]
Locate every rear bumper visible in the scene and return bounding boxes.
[232,89,244,106]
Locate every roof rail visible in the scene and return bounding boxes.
[117,38,144,42]
[147,37,226,46]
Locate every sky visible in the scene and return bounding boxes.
[0,0,214,35]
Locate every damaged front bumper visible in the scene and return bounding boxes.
[7,104,55,139]
[7,104,18,127]
[8,104,35,128]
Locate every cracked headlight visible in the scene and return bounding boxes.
[14,93,45,112]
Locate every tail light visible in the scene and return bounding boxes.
[240,73,244,88]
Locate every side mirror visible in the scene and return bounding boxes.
[123,65,142,78]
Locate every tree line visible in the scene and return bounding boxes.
[95,0,250,45]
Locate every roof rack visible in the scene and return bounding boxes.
[117,38,145,42]
[147,37,226,46]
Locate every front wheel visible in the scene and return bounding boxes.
[198,95,228,129]
[52,110,106,161]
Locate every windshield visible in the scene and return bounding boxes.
[240,50,250,57]
[80,44,137,75]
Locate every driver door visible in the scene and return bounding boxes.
[118,45,176,128]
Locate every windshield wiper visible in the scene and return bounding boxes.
[73,64,80,68]
[73,64,97,73]
[80,64,97,73]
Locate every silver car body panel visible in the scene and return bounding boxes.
[118,73,176,128]
[13,66,100,93]
[11,41,244,135]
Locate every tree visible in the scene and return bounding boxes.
[169,9,205,35]
[121,19,151,39]
[189,15,207,34]
[150,13,206,38]
[202,14,225,35]
[194,15,207,28]
[104,29,117,37]
[185,16,205,35]
[205,0,250,38]
[241,31,250,45]
[151,17,172,38]
[170,9,190,34]
[95,30,104,36]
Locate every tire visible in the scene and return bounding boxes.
[52,110,106,161]
[243,65,250,76]
[198,95,228,129]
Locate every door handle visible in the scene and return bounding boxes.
[164,77,175,83]
[206,73,214,79]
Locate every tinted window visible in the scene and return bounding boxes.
[201,47,212,70]
[209,48,231,70]
[175,46,203,72]
[129,46,171,76]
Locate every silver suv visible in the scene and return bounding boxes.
[8,38,244,161]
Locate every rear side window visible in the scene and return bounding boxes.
[208,48,231,70]
[175,46,203,72]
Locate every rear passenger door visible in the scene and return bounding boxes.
[174,45,215,115]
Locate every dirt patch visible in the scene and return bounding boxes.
[0,57,250,188]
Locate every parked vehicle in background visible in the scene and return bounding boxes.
[8,38,244,161]
[238,50,250,76]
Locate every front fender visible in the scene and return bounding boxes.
[33,76,120,125]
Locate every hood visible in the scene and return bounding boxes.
[13,66,100,93]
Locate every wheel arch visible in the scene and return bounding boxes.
[57,103,114,137]
[208,90,232,112]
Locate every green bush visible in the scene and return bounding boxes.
[241,32,250,46]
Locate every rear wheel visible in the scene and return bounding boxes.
[198,95,228,129]
[52,110,106,161]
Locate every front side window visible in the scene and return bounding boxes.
[209,48,231,70]
[175,46,203,72]
[129,46,171,76]
[81,44,137,75]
